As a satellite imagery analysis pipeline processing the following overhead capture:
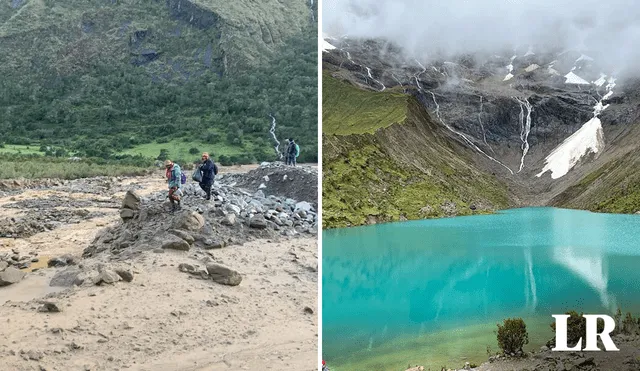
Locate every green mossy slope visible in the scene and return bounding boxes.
[322,75,512,229]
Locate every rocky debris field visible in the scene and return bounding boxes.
[83,163,318,262]
[0,163,318,370]
[223,162,318,208]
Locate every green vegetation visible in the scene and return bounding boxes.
[322,76,511,228]
[496,318,529,355]
[0,154,152,180]
[0,0,317,166]
[551,150,640,213]
[323,73,408,135]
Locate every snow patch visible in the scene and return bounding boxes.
[525,64,539,72]
[322,40,336,52]
[538,75,616,179]
[524,46,535,57]
[564,72,590,85]
[503,73,514,81]
[593,74,607,87]
[536,117,604,179]
[576,54,594,63]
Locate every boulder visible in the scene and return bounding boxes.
[202,239,224,250]
[221,213,236,226]
[37,301,62,313]
[0,266,26,286]
[49,268,83,287]
[249,215,268,229]
[168,229,195,244]
[95,269,122,285]
[206,263,242,286]
[173,211,205,232]
[115,268,134,282]
[120,209,135,220]
[48,255,75,268]
[0,261,8,272]
[122,190,141,210]
[162,235,191,251]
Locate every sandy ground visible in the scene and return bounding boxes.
[0,170,318,371]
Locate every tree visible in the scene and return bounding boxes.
[157,149,169,161]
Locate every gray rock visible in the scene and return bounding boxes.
[120,209,135,220]
[168,229,195,244]
[178,263,196,273]
[226,204,241,215]
[0,261,7,272]
[221,213,236,226]
[0,266,26,286]
[249,215,268,229]
[162,235,191,251]
[95,269,121,285]
[122,190,141,210]
[254,190,265,199]
[48,254,75,268]
[202,239,224,250]
[115,268,134,282]
[50,268,82,287]
[173,211,205,232]
[37,301,62,313]
[26,349,44,361]
[206,263,242,286]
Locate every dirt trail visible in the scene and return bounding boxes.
[0,165,318,371]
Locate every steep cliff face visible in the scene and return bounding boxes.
[323,74,512,228]
[0,0,317,161]
[323,37,640,227]
[0,0,312,76]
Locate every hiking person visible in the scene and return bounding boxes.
[287,138,298,166]
[322,360,329,371]
[284,138,292,165]
[198,152,217,200]
[164,159,182,212]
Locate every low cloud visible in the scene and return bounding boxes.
[323,0,640,77]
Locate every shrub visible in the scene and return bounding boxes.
[496,318,529,355]
[188,147,200,155]
[156,149,169,161]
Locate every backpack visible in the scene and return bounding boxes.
[180,172,187,184]
[295,144,300,158]
[192,168,202,182]
[213,163,219,175]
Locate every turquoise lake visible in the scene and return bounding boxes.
[322,208,640,370]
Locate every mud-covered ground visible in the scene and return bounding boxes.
[0,163,318,371]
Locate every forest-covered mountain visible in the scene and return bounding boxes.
[0,0,317,164]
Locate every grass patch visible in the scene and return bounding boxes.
[322,72,408,135]
[0,144,42,155]
[120,140,254,162]
[0,154,152,180]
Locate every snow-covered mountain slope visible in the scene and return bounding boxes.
[323,36,640,220]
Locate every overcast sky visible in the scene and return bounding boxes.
[323,0,640,76]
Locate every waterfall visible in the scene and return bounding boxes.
[514,97,533,173]
[365,66,385,91]
[429,92,514,175]
[477,95,493,153]
[268,114,281,158]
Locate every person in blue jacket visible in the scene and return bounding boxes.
[198,152,217,200]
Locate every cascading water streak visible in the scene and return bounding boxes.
[365,66,386,92]
[514,97,532,173]
[429,92,514,175]
[477,95,493,153]
[268,114,281,158]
